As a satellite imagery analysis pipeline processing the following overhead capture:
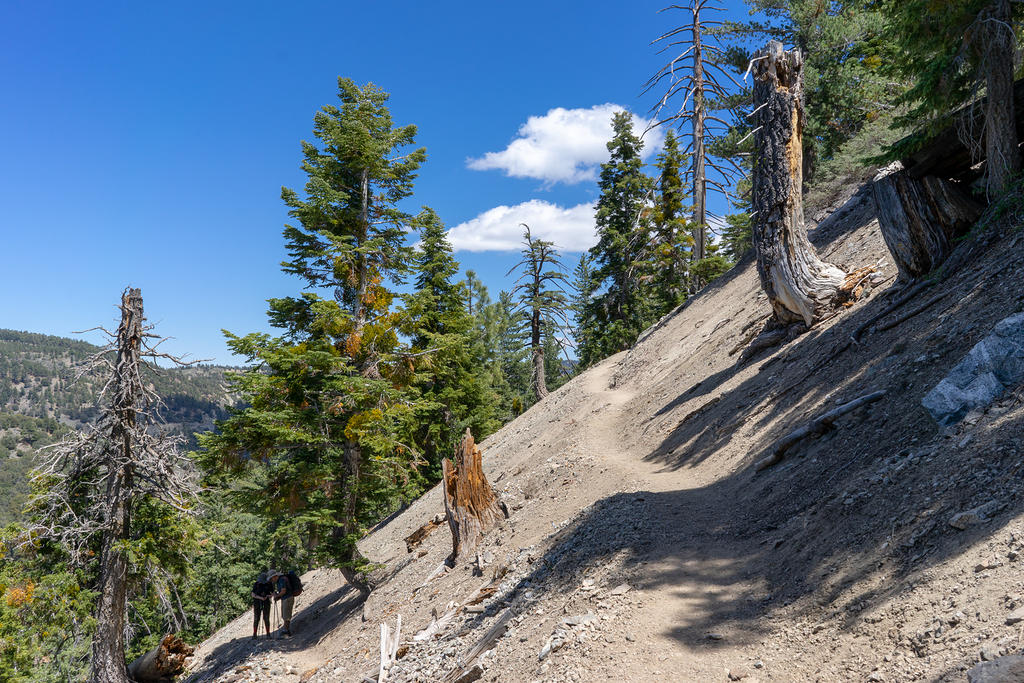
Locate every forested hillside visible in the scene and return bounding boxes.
[3,0,1024,681]
[0,328,232,523]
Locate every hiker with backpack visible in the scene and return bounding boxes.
[251,571,273,640]
[268,569,303,637]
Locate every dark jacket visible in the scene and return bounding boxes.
[252,580,273,601]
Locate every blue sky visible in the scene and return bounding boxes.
[0,1,754,363]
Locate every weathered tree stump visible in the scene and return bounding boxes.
[442,429,507,564]
[126,633,193,682]
[751,41,845,326]
[872,164,983,280]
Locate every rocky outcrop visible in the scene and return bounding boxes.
[922,312,1024,426]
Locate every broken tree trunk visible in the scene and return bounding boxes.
[872,164,983,280]
[442,429,507,564]
[751,41,846,326]
[126,634,194,682]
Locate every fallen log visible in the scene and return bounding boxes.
[443,429,507,564]
[126,633,194,682]
[755,391,886,471]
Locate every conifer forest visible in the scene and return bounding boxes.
[3,1,1024,681]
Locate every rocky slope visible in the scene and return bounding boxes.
[185,184,1024,682]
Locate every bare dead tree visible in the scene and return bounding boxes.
[28,288,201,683]
[750,42,845,327]
[646,0,747,262]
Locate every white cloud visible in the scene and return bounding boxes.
[467,105,664,185]
[447,200,596,253]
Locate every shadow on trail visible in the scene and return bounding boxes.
[185,581,361,682]
[508,194,1024,668]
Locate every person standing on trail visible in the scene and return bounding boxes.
[251,571,273,640]
[268,569,301,637]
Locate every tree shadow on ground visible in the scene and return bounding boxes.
[184,581,360,682]
[505,194,1024,676]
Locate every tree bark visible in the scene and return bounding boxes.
[751,42,845,326]
[90,289,144,683]
[442,429,507,564]
[980,0,1020,194]
[126,634,194,682]
[872,165,983,279]
[692,3,707,262]
[531,309,547,400]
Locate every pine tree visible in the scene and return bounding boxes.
[646,130,694,314]
[882,0,1021,194]
[580,112,655,367]
[28,289,199,683]
[507,225,572,402]
[494,291,531,417]
[403,208,499,477]
[647,1,747,259]
[198,79,426,597]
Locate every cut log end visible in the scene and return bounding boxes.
[126,633,194,682]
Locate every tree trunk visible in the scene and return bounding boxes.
[872,165,983,279]
[442,429,507,564]
[126,634,194,682]
[751,41,845,326]
[90,289,144,683]
[981,0,1020,194]
[691,4,707,262]
[530,309,547,400]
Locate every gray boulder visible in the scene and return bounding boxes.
[968,655,1024,682]
[922,312,1024,426]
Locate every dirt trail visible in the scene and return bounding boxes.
[187,185,1024,682]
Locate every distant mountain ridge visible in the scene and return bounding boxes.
[0,328,235,523]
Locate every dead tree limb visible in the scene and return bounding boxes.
[442,429,507,564]
[755,390,886,471]
[444,608,517,682]
[874,292,947,334]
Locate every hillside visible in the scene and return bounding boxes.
[183,184,1024,682]
[0,329,233,523]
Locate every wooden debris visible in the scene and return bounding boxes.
[836,265,878,306]
[412,562,448,595]
[377,614,402,682]
[755,390,886,471]
[443,429,508,564]
[404,513,446,553]
[126,633,194,682]
[444,608,517,682]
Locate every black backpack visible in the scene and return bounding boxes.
[286,570,303,596]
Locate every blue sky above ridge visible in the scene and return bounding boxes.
[0,1,754,363]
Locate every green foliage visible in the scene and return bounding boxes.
[199,79,427,576]
[877,0,1022,168]
[578,112,656,367]
[727,0,896,179]
[403,209,500,475]
[646,130,695,316]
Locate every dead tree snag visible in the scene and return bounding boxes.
[872,164,982,280]
[751,41,845,326]
[442,429,507,564]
